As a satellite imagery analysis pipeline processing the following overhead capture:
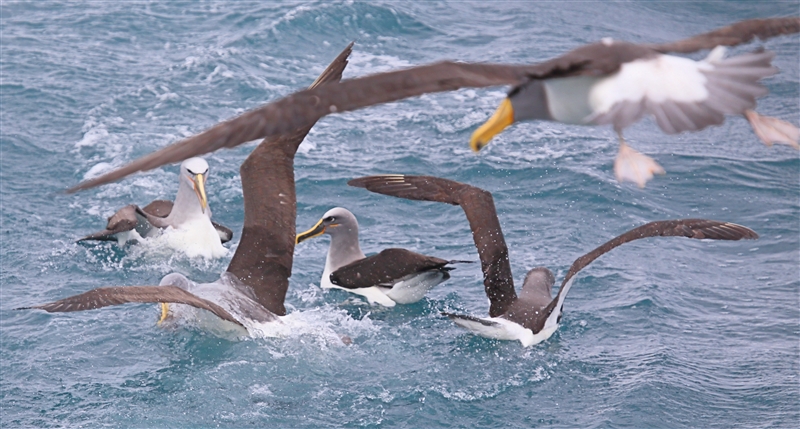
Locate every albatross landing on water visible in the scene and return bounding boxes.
[78,157,233,259]
[20,44,354,334]
[296,207,469,307]
[349,174,759,347]
[64,18,800,194]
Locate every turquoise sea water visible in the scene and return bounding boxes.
[1,2,798,427]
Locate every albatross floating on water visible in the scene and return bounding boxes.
[20,44,354,334]
[296,207,468,307]
[348,174,759,347]
[64,17,800,193]
[79,157,233,259]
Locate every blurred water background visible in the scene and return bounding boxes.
[1,2,798,427]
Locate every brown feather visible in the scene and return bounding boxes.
[329,248,451,290]
[19,286,243,327]
[534,219,760,330]
[225,42,353,316]
[648,17,800,53]
[349,175,517,317]
[65,18,799,193]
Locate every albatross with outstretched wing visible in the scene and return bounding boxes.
[348,174,759,346]
[78,157,233,259]
[65,17,799,193]
[20,43,354,331]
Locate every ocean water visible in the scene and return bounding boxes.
[1,1,798,427]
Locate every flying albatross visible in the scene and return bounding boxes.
[348,174,759,347]
[19,44,354,333]
[295,207,469,307]
[63,17,799,193]
[78,157,233,259]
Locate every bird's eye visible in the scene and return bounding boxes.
[186,169,195,175]
[324,216,335,223]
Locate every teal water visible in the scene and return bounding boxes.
[1,2,798,427]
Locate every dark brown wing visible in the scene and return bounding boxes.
[349,175,517,317]
[63,61,538,193]
[649,17,800,54]
[225,43,353,316]
[539,219,759,322]
[18,285,243,327]
[211,221,234,243]
[65,18,800,194]
[141,199,173,217]
[329,248,450,289]
[77,204,147,241]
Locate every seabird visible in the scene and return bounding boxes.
[295,207,467,307]
[64,18,799,193]
[348,174,759,347]
[20,44,354,332]
[79,157,233,259]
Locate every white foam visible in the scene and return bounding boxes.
[82,162,114,180]
[74,124,109,148]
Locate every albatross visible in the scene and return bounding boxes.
[295,207,468,307]
[64,17,800,193]
[348,174,759,347]
[78,157,233,259]
[20,44,354,333]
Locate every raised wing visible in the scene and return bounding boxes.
[540,219,759,328]
[18,285,244,327]
[648,17,800,54]
[225,43,353,316]
[77,204,149,242]
[329,248,450,289]
[349,174,517,317]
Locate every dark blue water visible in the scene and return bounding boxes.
[2,2,798,427]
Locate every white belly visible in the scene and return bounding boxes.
[382,271,447,304]
[161,216,228,259]
[320,269,446,307]
[451,316,559,348]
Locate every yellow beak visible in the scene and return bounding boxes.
[192,174,208,214]
[296,218,326,244]
[158,302,169,325]
[470,98,515,152]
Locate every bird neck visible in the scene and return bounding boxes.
[167,180,208,224]
[323,227,365,275]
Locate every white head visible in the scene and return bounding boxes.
[178,157,210,214]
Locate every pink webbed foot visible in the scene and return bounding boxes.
[614,141,665,188]
[745,110,799,150]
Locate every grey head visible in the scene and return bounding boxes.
[296,207,365,270]
[500,267,557,332]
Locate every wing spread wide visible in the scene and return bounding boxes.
[648,17,800,54]
[19,286,243,327]
[540,219,759,324]
[66,18,799,194]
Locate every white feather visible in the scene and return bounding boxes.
[590,54,711,114]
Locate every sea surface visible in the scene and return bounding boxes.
[1,2,798,428]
